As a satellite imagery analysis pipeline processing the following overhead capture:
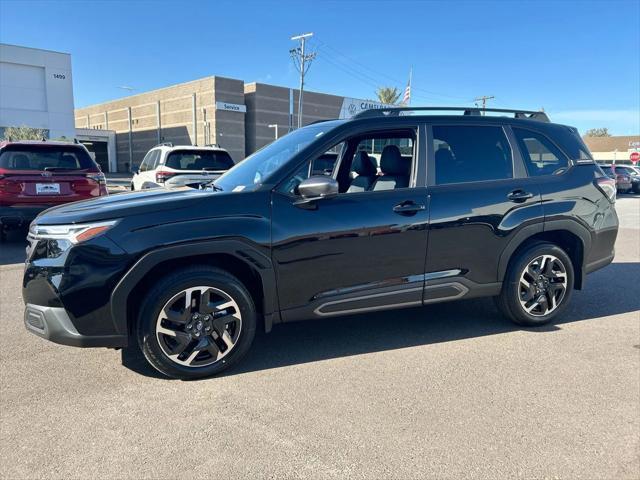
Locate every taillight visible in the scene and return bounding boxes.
[86,172,106,185]
[595,177,616,203]
[156,171,175,184]
[0,174,22,194]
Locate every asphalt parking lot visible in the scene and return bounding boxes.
[1,196,638,480]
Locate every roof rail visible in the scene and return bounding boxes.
[352,106,550,122]
[154,142,173,147]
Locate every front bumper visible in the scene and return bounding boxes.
[24,303,128,348]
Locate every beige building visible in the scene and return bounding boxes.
[75,76,246,171]
[583,135,640,164]
[75,76,381,172]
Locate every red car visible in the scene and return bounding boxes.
[0,140,108,236]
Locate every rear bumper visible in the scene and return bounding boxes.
[0,205,46,227]
[24,303,128,348]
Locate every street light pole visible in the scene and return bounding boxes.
[290,32,316,129]
[268,124,279,140]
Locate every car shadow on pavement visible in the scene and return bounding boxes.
[121,262,640,380]
[0,228,29,266]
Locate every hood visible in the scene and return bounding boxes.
[35,187,212,225]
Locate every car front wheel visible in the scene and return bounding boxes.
[496,242,574,326]
[137,266,256,379]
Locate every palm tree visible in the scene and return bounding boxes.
[376,87,401,105]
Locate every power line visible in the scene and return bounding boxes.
[312,39,471,102]
[290,32,316,128]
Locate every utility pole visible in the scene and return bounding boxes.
[474,95,495,115]
[290,32,316,129]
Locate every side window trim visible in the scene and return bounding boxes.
[427,123,517,187]
[504,126,528,179]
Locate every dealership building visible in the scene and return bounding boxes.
[74,77,386,172]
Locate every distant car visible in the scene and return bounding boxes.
[131,144,234,191]
[0,140,107,237]
[599,164,632,193]
[612,165,640,193]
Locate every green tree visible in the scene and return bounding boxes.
[584,127,611,137]
[1,125,48,141]
[376,87,401,105]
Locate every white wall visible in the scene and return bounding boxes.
[0,44,75,139]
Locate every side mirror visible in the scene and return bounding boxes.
[295,176,339,207]
[131,165,139,175]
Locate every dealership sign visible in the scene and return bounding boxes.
[215,101,246,113]
[339,98,395,119]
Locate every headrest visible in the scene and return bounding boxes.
[352,151,376,176]
[435,147,454,163]
[13,154,30,169]
[380,145,406,175]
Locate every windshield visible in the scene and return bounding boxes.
[214,123,337,192]
[165,150,234,171]
[0,145,95,171]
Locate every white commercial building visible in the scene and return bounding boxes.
[0,43,76,140]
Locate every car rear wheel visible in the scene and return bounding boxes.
[137,266,256,379]
[496,242,574,326]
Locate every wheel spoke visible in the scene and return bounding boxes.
[155,285,243,368]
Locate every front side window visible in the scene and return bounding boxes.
[513,128,568,176]
[433,126,513,185]
[139,150,155,172]
[278,129,416,196]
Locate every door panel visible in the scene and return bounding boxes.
[426,179,542,285]
[271,188,430,321]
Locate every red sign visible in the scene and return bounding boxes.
[631,151,640,164]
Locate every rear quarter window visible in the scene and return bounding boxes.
[0,145,95,170]
[513,128,569,176]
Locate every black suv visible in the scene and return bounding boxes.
[23,107,619,379]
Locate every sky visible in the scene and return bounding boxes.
[1,0,639,135]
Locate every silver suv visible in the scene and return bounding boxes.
[131,143,234,190]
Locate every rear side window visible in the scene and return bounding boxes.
[0,146,95,171]
[433,125,513,185]
[513,128,569,176]
[165,150,234,171]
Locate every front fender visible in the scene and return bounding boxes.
[110,239,279,337]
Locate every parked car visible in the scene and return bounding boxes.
[23,107,619,379]
[599,164,633,193]
[611,165,640,193]
[131,143,234,190]
[0,140,107,238]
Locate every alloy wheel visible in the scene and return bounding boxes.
[518,254,568,317]
[155,286,242,367]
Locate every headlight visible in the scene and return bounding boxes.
[29,220,118,244]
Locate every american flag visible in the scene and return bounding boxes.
[402,83,411,105]
[401,68,412,105]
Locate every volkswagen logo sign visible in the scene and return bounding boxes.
[41,171,53,177]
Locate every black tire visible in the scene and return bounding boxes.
[137,266,256,379]
[496,242,574,326]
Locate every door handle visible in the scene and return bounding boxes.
[507,190,534,202]
[393,201,426,215]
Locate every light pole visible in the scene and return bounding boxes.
[290,32,316,129]
[268,124,279,140]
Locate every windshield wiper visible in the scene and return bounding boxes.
[201,180,223,191]
[44,167,81,171]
